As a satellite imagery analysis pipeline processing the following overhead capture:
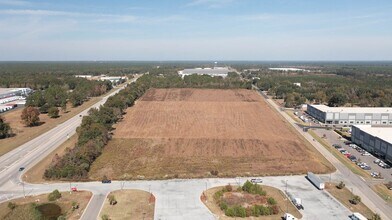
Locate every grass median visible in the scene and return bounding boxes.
[325,182,374,219]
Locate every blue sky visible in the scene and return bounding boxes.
[0,0,391,60]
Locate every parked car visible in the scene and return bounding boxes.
[332,144,341,148]
[251,178,263,184]
[374,159,381,164]
[362,166,371,170]
[362,152,371,156]
[18,167,25,172]
[102,179,112,184]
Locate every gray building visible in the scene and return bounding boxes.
[178,67,229,78]
[307,104,392,126]
[351,125,392,163]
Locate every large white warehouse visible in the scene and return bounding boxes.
[351,125,392,163]
[178,67,229,78]
[307,104,392,125]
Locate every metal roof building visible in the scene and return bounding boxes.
[178,67,229,78]
[307,104,392,125]
[351,125,392,163]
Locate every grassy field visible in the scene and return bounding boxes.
[100,190,155,220]
[0,191,92,220]
[325,182,374,219]
[203,185,302,220]
[308,130,370,178]
[23,134,78,183]
[371,183,392,204]
[89,88,334,180]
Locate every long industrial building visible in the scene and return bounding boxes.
[178,67,229,78]
[307,104,392,125]
[351,125,392,163]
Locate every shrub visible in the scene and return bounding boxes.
[270,205,279,215]
[267,197,277,205]
[242,180,266,195]
[350,195,361,205]
[225,207,235,217]
[210,170,219,176]
[337,181,345,189]
[219,201,228,211]
[225,184,233,192]
[57,216,66,220]
[371,213,382,220]
[71,201,79,210]
[48,189,62,201]
[233,206,247,217]
[48,107,59,118]
[7,202,16,210]
[213,190,224,202]
[108,195,117,205]
[101,214,110,220]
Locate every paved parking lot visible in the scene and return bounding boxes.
[312,128,392,182]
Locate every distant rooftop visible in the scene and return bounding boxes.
[180,67,229,75]
[353,125,392,144]
[269,68,309,72]
[310,105,392,114]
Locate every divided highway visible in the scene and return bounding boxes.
[0,77,138,190]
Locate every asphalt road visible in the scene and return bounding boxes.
[0,82,390,220]
[0,76,139,191]
[260,88,392,220]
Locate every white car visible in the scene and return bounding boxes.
[362,152,371,156]
[250,178,263,184]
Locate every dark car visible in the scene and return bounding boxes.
[102,180,112,184]
[19,167,25,172]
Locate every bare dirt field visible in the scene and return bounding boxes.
[100,190,155,220]
[89,88,333,180]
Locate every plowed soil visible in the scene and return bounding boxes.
[89,88,333,180]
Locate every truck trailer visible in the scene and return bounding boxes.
[307,172,325,190]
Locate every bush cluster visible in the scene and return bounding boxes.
[242,180,266,196]
[215,182,279,218]
[48,189,62,201]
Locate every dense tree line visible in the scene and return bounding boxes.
[43,73,249,180]
[26,78,112,113]
[250,73,392,108]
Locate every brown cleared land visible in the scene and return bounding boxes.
[100,190,155,220]
[89,88,333,180]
